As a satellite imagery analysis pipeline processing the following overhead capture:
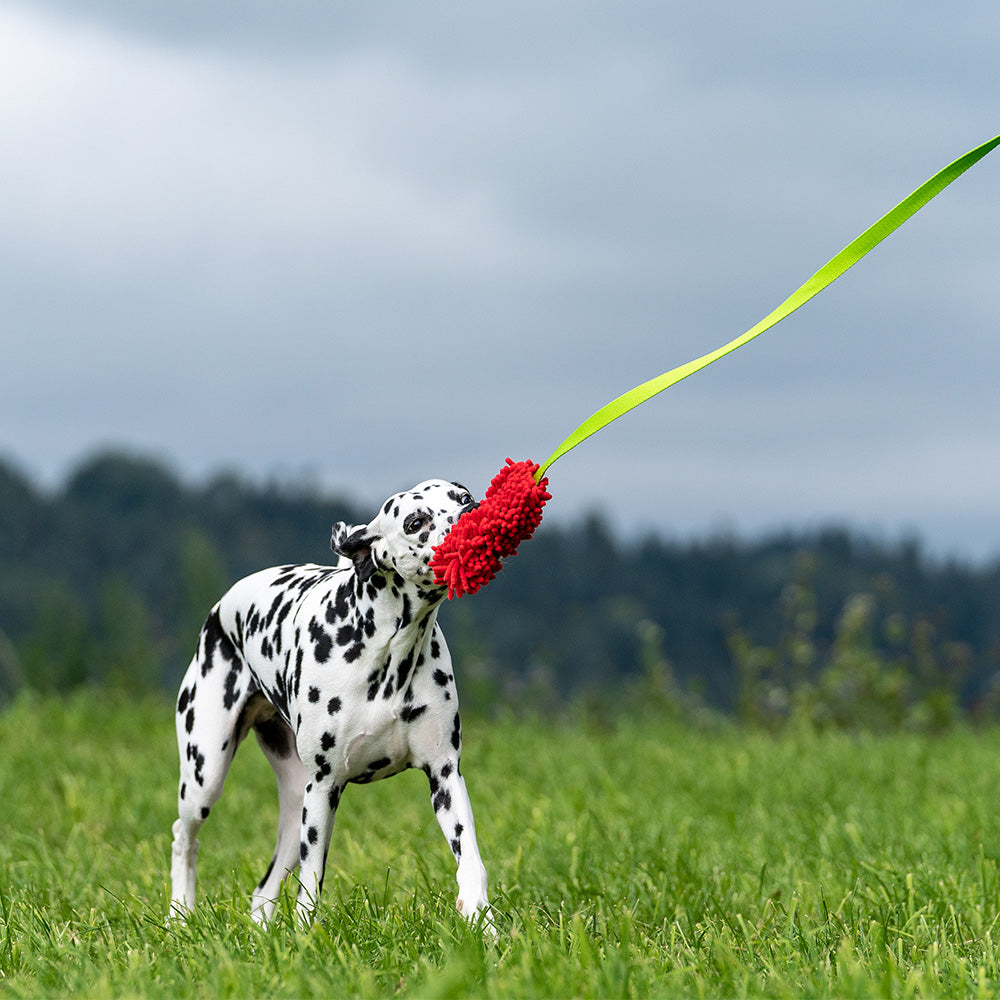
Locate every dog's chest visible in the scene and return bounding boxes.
[296,662,449,785]
[221,565,455,780]
[339,699,421,782]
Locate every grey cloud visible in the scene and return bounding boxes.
[2,0,999,560]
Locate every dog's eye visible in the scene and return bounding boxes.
[459,493,472,506]
[403,513,426,535]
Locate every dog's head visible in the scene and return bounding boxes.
[331,480,478,587]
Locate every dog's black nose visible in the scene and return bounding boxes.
[463,500,480,513]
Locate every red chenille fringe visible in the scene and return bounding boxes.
[430,458,551,599]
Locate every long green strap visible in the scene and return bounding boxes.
[537,134,1000,480]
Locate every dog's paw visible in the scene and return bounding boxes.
[456,896,498,937]
[166,901,190,928]
[250,897,275,927]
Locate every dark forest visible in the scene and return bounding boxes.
[2,449,999,727]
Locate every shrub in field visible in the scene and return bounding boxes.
[6,450,1000,718]
[729,555,969,732]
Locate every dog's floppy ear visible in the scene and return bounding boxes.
[331,523,380,582]
[330,522,358,557]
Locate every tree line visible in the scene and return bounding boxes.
[2,449,999,727]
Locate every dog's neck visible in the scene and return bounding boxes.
[335,569,445,701]
[353,566,446,648]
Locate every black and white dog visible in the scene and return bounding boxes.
[169,480,493,929]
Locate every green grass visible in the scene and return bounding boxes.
[2,690,1000,997]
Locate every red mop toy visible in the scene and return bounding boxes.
[429,135,999,599]
[431,459,551,599]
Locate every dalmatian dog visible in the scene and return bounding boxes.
[169,480,494,931]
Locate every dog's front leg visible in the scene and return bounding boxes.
[294,779,343,926]
[424,756,495,934]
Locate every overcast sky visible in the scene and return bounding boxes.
[2,1,999,558]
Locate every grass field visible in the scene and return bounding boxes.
[2,691,1000,997]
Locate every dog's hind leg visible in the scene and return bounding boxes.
[250,713,309,925]
[169,609,251,920]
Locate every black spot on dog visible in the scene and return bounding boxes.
[336,624,355,647]
[451,712,461,751]
[432,669,449,687]
[273,600,293,650]
[320,731,335,751]
[363,608,376,638]
[400,704,427,723]
[450,838,461,858]
[433,789,452,813]
[328,785,342,810]
[223,666,242,711]
[314,754,331,782]
[180,782,186,801]
[333,581,352,619]
[308,618,333,664]
[260,675,288,724]
[256,856,276,891]
[201,807,210,819]
[365,669,380,700]
[430,638,442,659]
[264,593,283,628]
[308,686,320,703]
[187,743,206,786]
[300,841,308,861]
[366,757,391,772]
[308,826,318,845]
[201,610,238,675]
[440,762,453,779]
[177,687,191,714]
[395,649,416,690]
[327,696,341,715]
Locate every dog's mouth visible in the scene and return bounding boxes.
[434,525,456,550]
